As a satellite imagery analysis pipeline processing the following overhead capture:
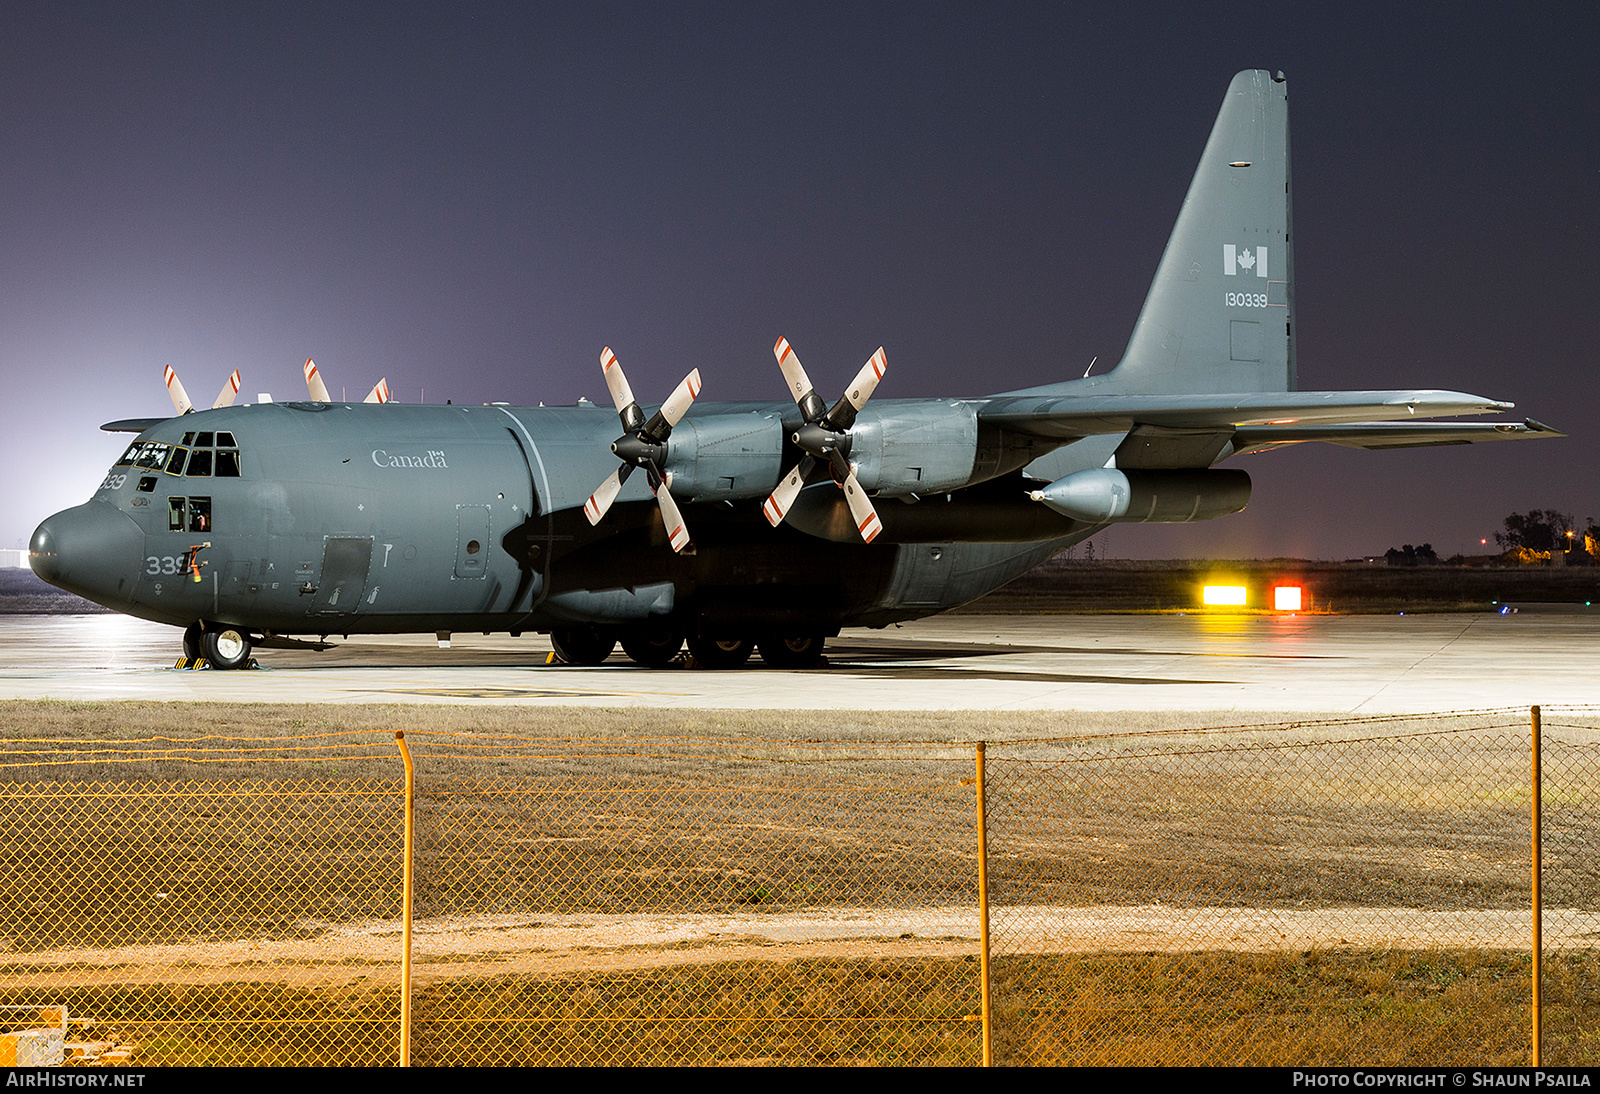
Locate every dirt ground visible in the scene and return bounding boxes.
[10,902,1600,991]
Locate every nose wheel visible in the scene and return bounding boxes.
[200,624,254,670]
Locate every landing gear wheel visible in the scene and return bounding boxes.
[620,629,685,667]
[757,634,826,669]
[202,625,253,670]
[182,622,204,661]
[686,636,754,669]
[550,628,616,666]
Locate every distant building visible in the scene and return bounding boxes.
[0,549,30,570]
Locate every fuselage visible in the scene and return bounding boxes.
[30,398,1093,644]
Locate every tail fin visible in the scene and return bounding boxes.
[1109,70,1295,395]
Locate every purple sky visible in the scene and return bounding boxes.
[4,3,1595,559]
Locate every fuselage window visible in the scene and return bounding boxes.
[186,449,213,477]
[168,497,187,532]
[189,496,212,533]
[137,476,157,493]
[164,447,190,475]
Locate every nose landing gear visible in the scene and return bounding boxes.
[178,621,257,670]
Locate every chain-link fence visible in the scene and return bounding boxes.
[0,709,1596,1066]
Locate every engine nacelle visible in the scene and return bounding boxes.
[1031,468,1251,523]
[664,412,784,500]
[848,402,979,496]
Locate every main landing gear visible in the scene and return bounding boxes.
[548,628,825,669]
[180,621,256,670]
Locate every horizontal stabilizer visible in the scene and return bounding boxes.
[101,418,168,433]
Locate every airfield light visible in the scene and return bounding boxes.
[1202,585,1248,607]
[1273,585,1303,611]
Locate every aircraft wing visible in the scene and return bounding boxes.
[1229,418,1563,454]
[976,389,1516,440]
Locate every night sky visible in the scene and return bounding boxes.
[4,3,1595,560]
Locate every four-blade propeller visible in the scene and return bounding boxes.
[583,347,702,553]
[163,365,242,416]
[762,337,886,543]
[304,358,390,404]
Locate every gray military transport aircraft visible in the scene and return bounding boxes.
[29,71,1560,670]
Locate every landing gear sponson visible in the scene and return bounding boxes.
[548,627,825,668]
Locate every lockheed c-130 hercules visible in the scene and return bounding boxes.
[29,71,1561,670]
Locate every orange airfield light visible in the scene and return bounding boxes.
[1273,585,1303,611]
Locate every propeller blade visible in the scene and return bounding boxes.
[842,471,883,544]
[657,368,702,429]
[163,365,194,415]
[600,347,636,416]
[584,466,630,526]
[303,359,332,402]
[844,348,886,412]
[762,459,811,527]
[363,378,390,404]
[773,337,815,406]
[211,369,242,409]
[655,481,691,552]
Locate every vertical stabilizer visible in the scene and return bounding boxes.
[1109,70,1295,394]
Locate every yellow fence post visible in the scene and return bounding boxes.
[1530,706,1542,1067]
[976,740,992,1067]
[396,731,416,1067]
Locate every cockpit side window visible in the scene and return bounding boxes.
[164,447,190,475]
[167,497,187,532]
[188,497,211,533]
[186,449,213,477]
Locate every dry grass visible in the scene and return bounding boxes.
[10,950,1600,1066]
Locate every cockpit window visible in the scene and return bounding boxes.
[131,442,171,470]
[188,496,211,532]
[215,449,241,477]
[167,497,187,532]
[164,447,189,475]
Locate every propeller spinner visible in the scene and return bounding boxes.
[583,347,702,553]
[762,338,886,543]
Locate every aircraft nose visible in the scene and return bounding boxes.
[30,502,144,608]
